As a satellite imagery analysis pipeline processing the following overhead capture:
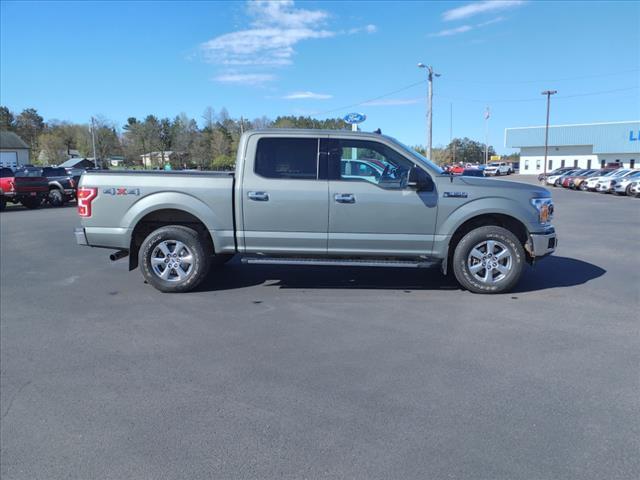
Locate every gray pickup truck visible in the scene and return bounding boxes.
[75,129,556,294]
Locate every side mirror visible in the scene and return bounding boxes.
[408,166,433,191]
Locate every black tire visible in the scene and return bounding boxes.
[579,182,588,191]
[48,188,65,207]
[452,225,525,294]
[169,225,235,268]
[139,225,211,293]
[21,197,42,209]
[625,185,633,196]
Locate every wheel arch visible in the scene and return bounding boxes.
[442,212,531,274]
[128,208,214,271]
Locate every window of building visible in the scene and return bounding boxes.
[574,159,578,167]
[561,159,565,167]
[601,159,605,168]
[548,159,553,170]
[536,159,541,169]
[524,160,529,170]
[255,137,318,179]
[631,159,635,168]
[587,159,592,169]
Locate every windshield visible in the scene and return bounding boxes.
[391,138,444,174]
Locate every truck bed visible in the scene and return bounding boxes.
[79,170,236,252]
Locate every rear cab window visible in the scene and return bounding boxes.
[0,168,13,177]
[255,137,318,179]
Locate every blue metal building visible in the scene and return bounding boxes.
[505,121,640,174]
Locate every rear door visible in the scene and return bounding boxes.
[322,138,438,257]
[241,136,328,254]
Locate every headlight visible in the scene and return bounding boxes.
[530,197,554,225]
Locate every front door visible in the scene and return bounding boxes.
[241,136,328,254]
[321,138,438,257]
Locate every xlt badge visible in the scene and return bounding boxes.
[443,191,468,198]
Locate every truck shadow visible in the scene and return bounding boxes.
[196,255,605,294]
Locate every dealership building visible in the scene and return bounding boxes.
[505,121,640,175]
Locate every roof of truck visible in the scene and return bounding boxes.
[245,128,394,141]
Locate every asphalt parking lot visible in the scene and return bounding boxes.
[1,175,639,480]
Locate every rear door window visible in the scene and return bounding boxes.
[255,138,318,179]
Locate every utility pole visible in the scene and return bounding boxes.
[90,116,98,169]
[541,90,557,177]
[418,63,440,161]
[484,106,490,165]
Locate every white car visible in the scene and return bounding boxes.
[546,169,579,186]
[484,162,512,176]
[594,169,636,193]
[613,171,640,195]
[584,169,631,191]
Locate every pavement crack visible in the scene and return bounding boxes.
[1,380,32,419]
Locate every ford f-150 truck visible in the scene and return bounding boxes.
[75,129,557,294]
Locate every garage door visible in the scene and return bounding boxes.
[0,151,18,169]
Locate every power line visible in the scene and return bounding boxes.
[311,79,426,116]
[443,68,640,85]
[311,76,639,117]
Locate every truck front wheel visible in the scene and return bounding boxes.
[139,225,211,293]
[452,226,525,294]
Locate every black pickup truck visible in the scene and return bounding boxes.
[14,166,78,207]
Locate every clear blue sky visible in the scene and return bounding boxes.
[1,0,638,153]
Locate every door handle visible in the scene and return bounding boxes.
[248,191,269,201]
[334,193,355,204]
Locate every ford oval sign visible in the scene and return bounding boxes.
[343,112,366,124]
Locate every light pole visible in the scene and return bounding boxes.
[90,116,98,169]
[541,90,557,178]
[484,106,490,165]
[418,63,440,161]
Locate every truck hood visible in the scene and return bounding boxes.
[453,176,551,197]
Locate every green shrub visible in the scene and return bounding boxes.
[211,155,235,171]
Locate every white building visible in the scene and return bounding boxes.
[0,131,30,169]
[505,121,639,175]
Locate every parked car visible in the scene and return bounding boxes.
[538,167,574,183]
[75,129,557,295]
[41,166,77,206]
[572,169,610,190]
[561,169,592,188]
[593,169,636,193]
[546,169,580,187]
[583,168,629,191]
[484,162,512,176]
[0,167,16,210]
[612,171,640,195]
[449,164,466,175]
[12,168,49,208]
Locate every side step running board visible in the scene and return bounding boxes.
[241,256,438,268]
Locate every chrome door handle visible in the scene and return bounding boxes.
[334,193,355,204]
[248,191,269,201]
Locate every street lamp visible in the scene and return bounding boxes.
[418,63,440,161]
[541,90,557,178]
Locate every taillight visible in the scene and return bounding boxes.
[8,180,15,192]
[77,187,97,217]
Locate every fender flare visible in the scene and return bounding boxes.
[122,191,227,252]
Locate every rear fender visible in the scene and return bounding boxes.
[122,191,227,251]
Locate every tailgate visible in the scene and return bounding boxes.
[14,176,49,193]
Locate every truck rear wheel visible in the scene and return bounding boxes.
[452,225,525,294]
[139,225,210,293]
[48,188,65,207]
